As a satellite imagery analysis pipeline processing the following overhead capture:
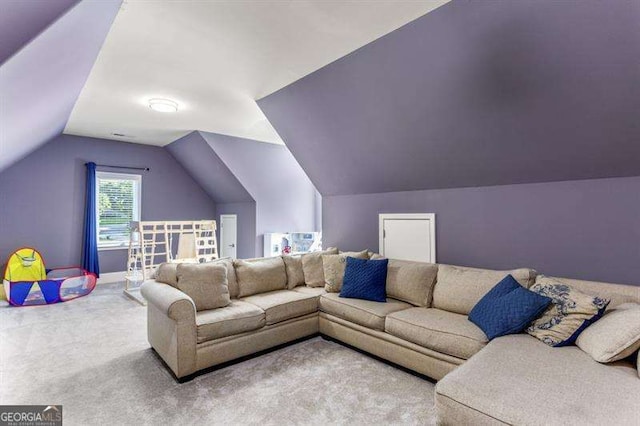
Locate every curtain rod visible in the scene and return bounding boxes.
[93,163,150,171]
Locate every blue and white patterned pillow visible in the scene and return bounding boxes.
[526,276,610,347]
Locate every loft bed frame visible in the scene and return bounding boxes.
[124,220,218,304]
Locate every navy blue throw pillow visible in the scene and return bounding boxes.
[340,257,388,303]
[469,275,552,340]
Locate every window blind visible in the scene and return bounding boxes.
[96,172,141,249]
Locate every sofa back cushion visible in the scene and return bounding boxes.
[175,263,231,311]
[385,260,438,307]
[432,264,536,315]
[234,256,287,298]
[542,276,640,308]
[301,247,339,287]
[323,250,370,293]
[211,257,237,298]
[366,251,385,260]
[283,255,305,289]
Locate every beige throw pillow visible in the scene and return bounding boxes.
[155,263,179,287]
[175,263,230,311]
[323,250,369,293]
[234,256,287,297]
[156,259,239,298]
[283,255,305,289]
[301,247,338,287]
[576,304,640,362]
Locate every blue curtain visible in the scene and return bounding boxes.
[82,162,100,277]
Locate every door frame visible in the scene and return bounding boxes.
[378,213,436,263]
[220,214,238,259]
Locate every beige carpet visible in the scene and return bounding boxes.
[0,284,436,425]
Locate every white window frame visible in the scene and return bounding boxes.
[96,171,142,251]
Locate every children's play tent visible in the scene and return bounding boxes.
[2,248,96,306]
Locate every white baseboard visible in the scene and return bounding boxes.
[98,271,127,284]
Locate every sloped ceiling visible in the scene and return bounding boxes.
[0,0,122,172]
[165,131,254,203]
[0,0,80,65]
[63,0,449,145]
[259,0,640,196]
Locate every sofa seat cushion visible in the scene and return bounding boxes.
[196,301,265,343]
[386,308,488,359]
[435,334,640,426]
[319,293,411,331]
[242,290,318,325]
[293,286,326,298]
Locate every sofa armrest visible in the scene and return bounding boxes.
[141,280,196,322]
[140,280,197,379]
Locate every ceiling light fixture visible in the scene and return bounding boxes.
[148,98,179,113]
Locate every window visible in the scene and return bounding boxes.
[96,172,141,249]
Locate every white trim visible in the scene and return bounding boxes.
[123,287,147,306]
[96,171,143,182]
[97,246,128,252]
[97,270,127,285]
[378,213,436,263]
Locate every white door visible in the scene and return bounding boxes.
[220,214,237,259]
[379,214,436,263]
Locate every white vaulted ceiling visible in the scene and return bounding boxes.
[64,0,449,145]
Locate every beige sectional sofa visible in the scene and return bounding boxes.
[433,277,640,425]
[140,255,640,425]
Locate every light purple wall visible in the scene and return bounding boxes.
[259,0,640,196]
[324,177,640,285]
[0,0,80,65]
[0,0,122,172]
[201,132,320,256]
[166,132,254,203]
[0,134,216,273]
[259,0,640,284]
[217,202,257,260]
[166,132,259,258]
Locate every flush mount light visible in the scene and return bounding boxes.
[148,98,178,113]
